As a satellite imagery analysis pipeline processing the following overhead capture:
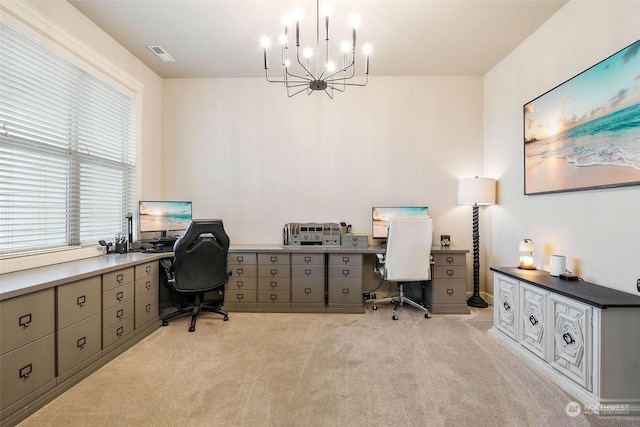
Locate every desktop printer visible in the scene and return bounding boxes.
[283,222,341,246]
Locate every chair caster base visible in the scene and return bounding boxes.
[392,315,398,320]
[425,313,431,319]
[162,320,169,326]
[223,315,229,321]
[188,326,195,332]
[372,304,377,310]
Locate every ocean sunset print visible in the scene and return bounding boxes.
[524,39,640,195]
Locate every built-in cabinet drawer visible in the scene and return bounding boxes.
[135,289,160,329]
[102,267,135,352]
[0,334,56,412]
[134,261,160,330]
[56,276,102,378]
[291,253,325,308]
[57,276,102,329]
[0,288,55,355]
[225,253,258,307]
[328,253,363,312]
[57,314,101,376]
[257,253,290,307]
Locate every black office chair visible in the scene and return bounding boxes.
[160,219,230,332]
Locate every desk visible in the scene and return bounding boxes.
[223,245,469,315]
[0,244,468,425]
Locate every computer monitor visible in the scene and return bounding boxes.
[138,200,192,238]
[372,206,429,240]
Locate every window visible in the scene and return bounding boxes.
[0,22,137,255]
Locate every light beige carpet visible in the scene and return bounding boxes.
[18,306,640,427]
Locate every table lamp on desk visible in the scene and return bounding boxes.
[458,176,496,308]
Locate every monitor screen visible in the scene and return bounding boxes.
[138,201,192,236]
[372,206,429,239]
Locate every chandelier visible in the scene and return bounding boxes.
[260,0,371,98]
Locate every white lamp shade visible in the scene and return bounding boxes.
[519,239,534,252]
[458,177,496,205]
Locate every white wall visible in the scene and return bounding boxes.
[162,76,490,292]
[484,0,640,295]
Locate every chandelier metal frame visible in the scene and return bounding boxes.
[261,0,371,98]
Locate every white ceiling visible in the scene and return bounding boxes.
[68,0,568,79]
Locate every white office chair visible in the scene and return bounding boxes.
[369,215,433,320]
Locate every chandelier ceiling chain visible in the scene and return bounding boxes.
[260,0,371,98]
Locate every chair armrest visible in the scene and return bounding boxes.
[159,258,176,287]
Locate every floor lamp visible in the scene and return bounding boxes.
[458,177,496,308]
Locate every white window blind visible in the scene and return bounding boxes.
[0,22,137,255]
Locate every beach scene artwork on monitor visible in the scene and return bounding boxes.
[524,39,640,195]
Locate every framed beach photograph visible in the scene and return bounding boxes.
[523,39,640,195]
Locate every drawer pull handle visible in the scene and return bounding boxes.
[77,337,86,349]
[270,281,278,289]
[116,291,124,301]
[117,326,124,337]
[270,269,277,276]
[446,269,454,276]
[342,269,350,277]
[145,280,152,290]
[116,273,124,284]
[446,256,454,264]
[503,301,511,311]
[236,268,244,276]
[236,293,244,301]
[529,315,538,326]
[562,332,575,345]
[304,256,311,263]
[145,303,152,313]
[270,294,278,301]
[77,295,86,307]
[19,364,32,379]
[145,265,152,274]
[342,288,350,296]
[304,288,312,295]
[236,281,244,288]
[447,288,454,295]
[305,269,312,276]
[342,256,349,264]
[237,256,244,263]
[117,309,124,319]
[270,256,277,263]
[19,313,32,328]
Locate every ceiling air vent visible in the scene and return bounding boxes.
[146,45,175,62]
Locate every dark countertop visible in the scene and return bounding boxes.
[491,267,640,309]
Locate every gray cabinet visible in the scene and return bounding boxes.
[291,253,325,311]
[56,276,102,380]
[134,261,160,329]
[224,252,258,310]
[257,253,290,308]
[430,253,469,314]
[0,289,56,416]
[327,253,363,313]
[102,267,135,353]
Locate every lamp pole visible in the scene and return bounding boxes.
[467,204,488,308]
[458,176,496,309]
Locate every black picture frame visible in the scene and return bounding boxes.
[523,39,640,195]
